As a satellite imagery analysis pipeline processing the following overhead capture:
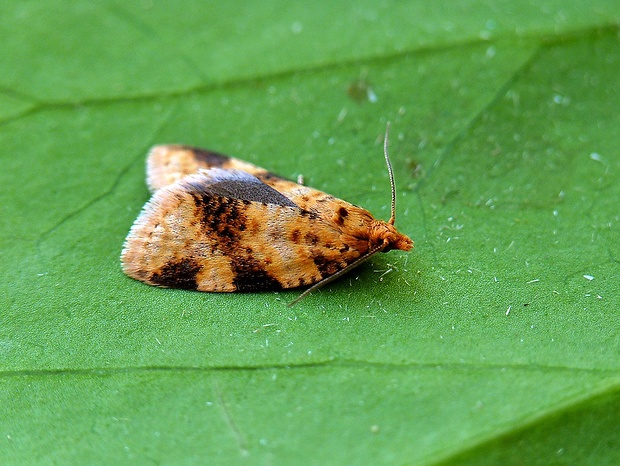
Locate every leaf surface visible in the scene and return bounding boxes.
[1,1,619,464]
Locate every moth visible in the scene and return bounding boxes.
[121,125,413,305]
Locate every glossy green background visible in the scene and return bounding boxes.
[1,1,619,464]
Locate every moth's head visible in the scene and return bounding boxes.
[370,220,414,253]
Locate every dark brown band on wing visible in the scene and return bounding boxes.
[178,146,230,167]
[189,189,284,291]
[149,258,201,290]
[186,173,298,207]
[209,179,297,206]
[231,255,283,291]
[311,252,341,277]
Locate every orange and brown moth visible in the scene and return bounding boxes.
[121,125,413,305]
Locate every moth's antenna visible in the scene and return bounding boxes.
[384,122,396,225]
[287,123,400,307]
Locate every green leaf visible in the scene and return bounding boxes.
[1,1,619,464]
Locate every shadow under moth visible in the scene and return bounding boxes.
[121,125,413,305]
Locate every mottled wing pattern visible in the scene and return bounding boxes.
[146,145,381,237]
[121,170,371,292]
[147,145,286,193]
